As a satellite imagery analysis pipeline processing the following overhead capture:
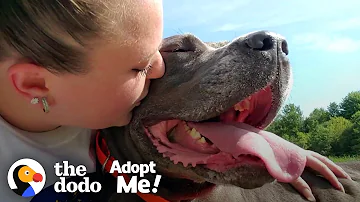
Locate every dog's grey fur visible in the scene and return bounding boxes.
[101,31,360,202]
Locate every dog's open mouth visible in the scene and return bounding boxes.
[145,85,306,184]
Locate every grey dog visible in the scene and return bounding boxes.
[98,31,360,202]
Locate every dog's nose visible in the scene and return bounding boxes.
[245,31,289,55]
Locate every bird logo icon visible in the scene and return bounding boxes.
[7,158,46,198]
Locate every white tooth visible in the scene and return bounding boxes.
[235,99,251,111]
[195,131,202,139]
[234,104,239,110]
[190,128,201,139]
[197,137,206,144]
[234,103,245,112]
[190,128,196,136]
[243,100,250,110]
[184,123,190,131]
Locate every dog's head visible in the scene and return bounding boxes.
[102,31,307,200]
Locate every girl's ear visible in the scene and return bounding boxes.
[7,62,49,102]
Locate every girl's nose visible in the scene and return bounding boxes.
[146,52,165,79]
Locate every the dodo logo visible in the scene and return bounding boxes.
[7,158,46,198]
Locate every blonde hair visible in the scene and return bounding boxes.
[0,0,135,74]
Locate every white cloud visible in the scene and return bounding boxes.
[213,23,246,32]
[327,38,360,52]
[163,0,251,26]
[292,33,360,53]
[329,17,360,31]
[164,0,360,32]
[211,15,308,32]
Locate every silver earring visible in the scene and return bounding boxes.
[42,97,50,113]
[30,98,39,104]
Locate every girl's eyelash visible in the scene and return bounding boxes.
[139,64,152,76]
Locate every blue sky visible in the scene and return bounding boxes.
[162,0,360,117]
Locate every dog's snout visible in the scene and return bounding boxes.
[245,31,274,51]
[245,31,289,55]
[280,40,289,55]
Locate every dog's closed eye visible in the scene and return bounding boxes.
[160,43,196,53]
[173,48,191,52]
[160,35,205,53]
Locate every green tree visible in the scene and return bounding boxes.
[350,111,360,153]
[303,108,331,133]
[327,102,340,117]
[266,104,304,139]
[308,117,352,156]
[294,132,310,149]
[325,117,353,155]
[339,91,360,120]
[339,111,360,155]
[351,110,360,123]
[281,132,310,149]
[308,125,332,155]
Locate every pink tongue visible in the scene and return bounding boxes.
[187,122,307,183]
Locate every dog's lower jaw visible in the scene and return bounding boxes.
[104,126,261,202]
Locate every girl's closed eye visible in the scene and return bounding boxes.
[134,64,153,76]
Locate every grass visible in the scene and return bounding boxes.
[328,155,360,163]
